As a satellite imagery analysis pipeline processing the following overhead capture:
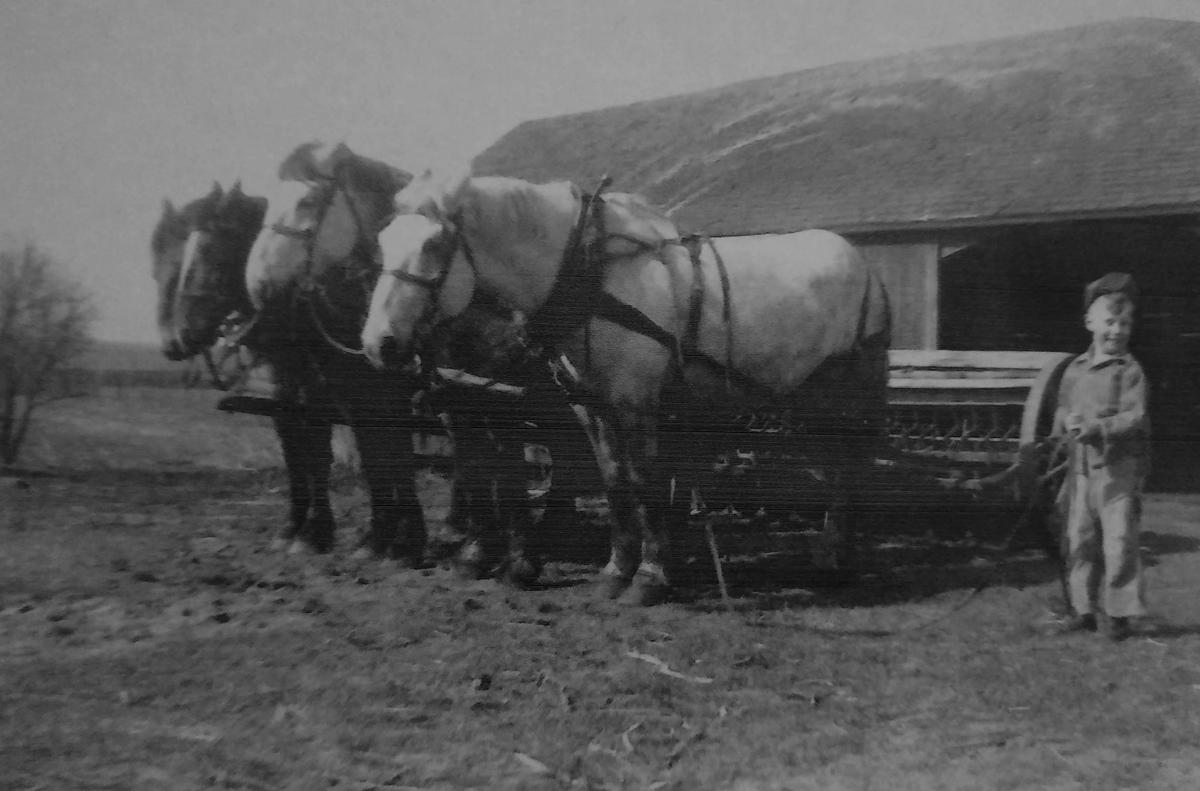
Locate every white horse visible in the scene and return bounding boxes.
[245,142,585,579]
[362,171,891,605]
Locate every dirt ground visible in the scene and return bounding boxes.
[3,388,1200,791]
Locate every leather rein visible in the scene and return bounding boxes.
[267,167,384,359]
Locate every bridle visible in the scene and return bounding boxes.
[376,211,480,345]
[266,164,389,358]
[268,166,375,275]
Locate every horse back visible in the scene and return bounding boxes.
[686,229,889,405]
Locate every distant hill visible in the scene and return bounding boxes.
[78,339,174,373]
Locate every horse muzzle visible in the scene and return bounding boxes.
[364,334,412,371]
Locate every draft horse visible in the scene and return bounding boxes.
[242,142,581,580]
[361,171,892,605]
[153,154,433,560]
[152,181,264,364]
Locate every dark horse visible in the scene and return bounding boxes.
[152,181,264,362]
[153,170,436,561]
[157,144,584,581]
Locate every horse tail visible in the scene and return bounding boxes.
[862,267,893,444]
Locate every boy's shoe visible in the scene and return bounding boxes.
[1106,616,1132,642]
[1054,613,1098,634]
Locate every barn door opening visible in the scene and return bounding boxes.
[938,221,1200,491]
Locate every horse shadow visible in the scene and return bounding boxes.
[1137,622,1200,638]
[524,480,1068,611]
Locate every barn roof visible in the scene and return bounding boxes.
[473,18,1200,236]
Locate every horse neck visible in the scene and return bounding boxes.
[462,184,578,314]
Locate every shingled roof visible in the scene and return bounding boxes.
[473,18,1200,236]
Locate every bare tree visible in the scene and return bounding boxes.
[0,238,95,467]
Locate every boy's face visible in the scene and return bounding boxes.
[1084,294,1133,356]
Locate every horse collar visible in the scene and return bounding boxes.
[524,188,609,348]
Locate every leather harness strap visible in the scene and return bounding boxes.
[595,292,680,356]
[526,182,610,348]
[527,180,744,388]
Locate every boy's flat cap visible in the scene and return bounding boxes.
[1084,272,1138,310]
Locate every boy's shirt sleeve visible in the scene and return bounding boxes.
[1096,361,1150,442]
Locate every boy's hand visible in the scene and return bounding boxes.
[1079,419,1103,441]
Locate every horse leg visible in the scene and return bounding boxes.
[617,423,673,608]
[449,418,506,579]
[524,397,598,570]
[353,421,429,566]
[586,410,671,605]
[274,414,336,554]
[491,421,543,589]
[813,465,852,572]
[572,410,638,598]
[270,416,308,551]
[813,412,876,574]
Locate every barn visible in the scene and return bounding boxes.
[473,17,1200,490]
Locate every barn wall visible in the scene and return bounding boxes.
[854,241,938,349]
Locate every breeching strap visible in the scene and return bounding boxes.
[680,235,735,392]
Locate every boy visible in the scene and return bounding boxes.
[1053,272,1151,641]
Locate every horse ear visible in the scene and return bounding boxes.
[329,141,355,165]
[161,198,176,218]
[229,180,243,197]
[278,140,324,182]
[400,167,472,221]
[208,181,223,200]
[393,168,438,215]
[438,167,473,215]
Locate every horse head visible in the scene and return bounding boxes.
[245,141,412,312]
[152,183,227,360]
[361,168,489,369]
[169,181,268,358]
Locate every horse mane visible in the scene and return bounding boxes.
[151,190,221,256]
[599,191,680,245]
[464,177,680,251]
[465,177,579,244]
[340,154,412,223]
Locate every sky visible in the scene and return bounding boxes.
[5,0,1200,343]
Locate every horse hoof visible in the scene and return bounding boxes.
[350,546,379,563]
[394,551,436,571]
[597,573,631,601]
[500,558,541,590]
[453,559,489,581]
[286,540,315,556]
[269,537,291,552]
[618,575,670,607]
[453,542,495,580]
